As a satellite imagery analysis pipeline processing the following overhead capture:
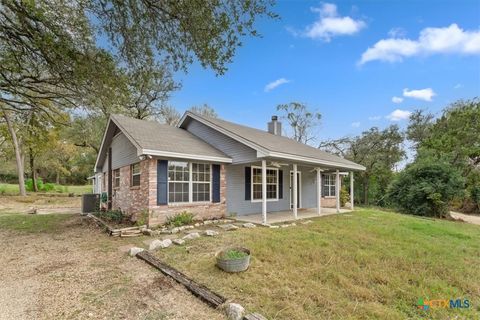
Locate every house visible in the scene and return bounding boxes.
[93,112,365,226]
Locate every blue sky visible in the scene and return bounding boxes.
[170,1,480,143]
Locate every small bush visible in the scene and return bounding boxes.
[166,211,194,227]
[221,249,248,260]
[100,192,108,203]
[43,183,55,192]
[26,178,45,192]
[387,159,464,218]
[340,186,350,207]
[94,210,124,223]
[470,185,480,212]
[0,185,6,195]
[134,210,149,226]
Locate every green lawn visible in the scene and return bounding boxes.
[0,183,91,195]
[0,213,72,233]
[154,208,480,320]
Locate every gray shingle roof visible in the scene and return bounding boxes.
[183,112,366,171]
[111,114,231,161]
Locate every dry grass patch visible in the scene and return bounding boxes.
[154,208,480,320]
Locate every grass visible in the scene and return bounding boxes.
[154,208,480,320]
[220,249,249,260]
[0,213,72,233]
[0,183,91,196]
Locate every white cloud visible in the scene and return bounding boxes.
[303,3,366,41]
[454,83,463,89]
[388,27,407,38]
[386,109,412,121]
[360,24,480,64]
[392,96,404,103]
[403,88,436,101]
[351,121,361,128]
[368,115,381,121]
[264,78,290,92]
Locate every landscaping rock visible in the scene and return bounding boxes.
[280,224,290,228]
[173,239,185,245]
[225,303,244,320]
[269,225,279,229]
[205,230,219,236]
[242,223,256,228]
[204,220,213,225]
[161,239,173,248]
[218,224,238,231]
[194,223,201,227]
[182,232,200,240]
[142,228,153,235]
[149,239,163,250]
[301,220,313,224]
[185,225,194,229]
[128,247,144,257]
[171,227,180,234]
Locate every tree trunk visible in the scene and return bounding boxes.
[56,172,60,184]
[3,112,26,196]
[29,147,38,192]
[363,174,369,206]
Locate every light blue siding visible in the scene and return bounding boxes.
[184,119,257,163]
[102,133,139,172]
[226,164,320,216]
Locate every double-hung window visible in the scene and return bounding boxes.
[168,161,190,203]
[113,169,120,188]
[252,167,278,201]
[131,163,141,187]
[323,174,336,197]
[168,161,212,203]
[192,163,211,202]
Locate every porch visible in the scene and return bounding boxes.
[235,207,352,224]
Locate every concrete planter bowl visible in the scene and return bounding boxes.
[215,247,251,273]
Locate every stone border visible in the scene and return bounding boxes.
[142,218,237,236]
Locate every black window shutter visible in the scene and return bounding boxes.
[278,170,283,199]
[212,164,221,203]
[244,166,251,200]
[157,160,168,205]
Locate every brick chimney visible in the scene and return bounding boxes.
[267,115,282,136]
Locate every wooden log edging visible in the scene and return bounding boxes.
[136,251,227,308]
[86,213,145,237]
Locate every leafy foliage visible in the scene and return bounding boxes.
[387,159,465,217]
[166,211,194,227]
[94,210,124,224]
[221,249,249,260]
[340,185,350,207]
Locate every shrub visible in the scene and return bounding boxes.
[134,210,149,226]
[26,178,45,192]
[43,183,55,192]
[0,185,6,195]
[100,192,108,203]
[340,186,349,207]
[94,210,124,223]
[166,211,194,227]
[387,159,465,218]
[470,185,480,212]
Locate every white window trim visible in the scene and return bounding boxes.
[251,166,279,203]
[131,163,141,187]
[323,173,336,198]
[113,169,120,189]
[167,162,212,205]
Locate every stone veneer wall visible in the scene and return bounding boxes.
[320,197,337,208]
[111,159,227,227]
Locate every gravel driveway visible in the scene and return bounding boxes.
[0,214,224,320]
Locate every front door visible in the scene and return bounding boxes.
[289,171,301,209]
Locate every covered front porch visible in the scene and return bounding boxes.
[226,158,358,225]
[236,207,352,224]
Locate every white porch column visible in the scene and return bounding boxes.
[316,168,322,215]
[335,169,340,213]
[350,171,354,211]
[262,160,267,224]
[293,163,298,219]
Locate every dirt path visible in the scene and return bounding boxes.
[0,215,224,320]
[450,211,480,226]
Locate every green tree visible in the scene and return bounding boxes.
[277,102,322,144]
[320,125,405,205]
[406,109,435,151]
[387,158,465,218]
